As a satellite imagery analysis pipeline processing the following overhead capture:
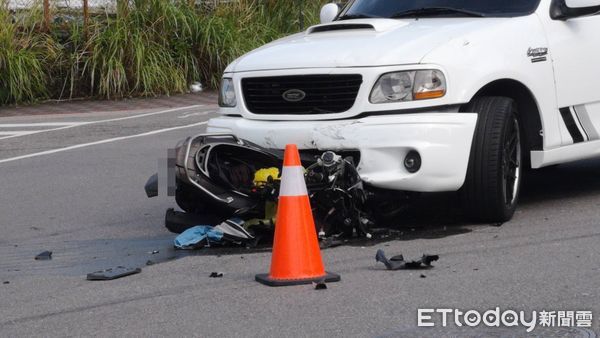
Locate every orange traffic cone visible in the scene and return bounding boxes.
[255,144,341,286]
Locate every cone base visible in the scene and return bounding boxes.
[255,272,341,287]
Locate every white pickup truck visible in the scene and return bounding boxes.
[199,0,600,224]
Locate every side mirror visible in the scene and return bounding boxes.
[551,0,600,20]
[320,3,339,24]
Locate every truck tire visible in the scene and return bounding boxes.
[461,96,522,222]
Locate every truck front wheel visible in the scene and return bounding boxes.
[461,96,523,222]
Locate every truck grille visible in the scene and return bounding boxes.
[242,74,362,115]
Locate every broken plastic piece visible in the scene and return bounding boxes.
[86,266,141,281]
[209,272,224,278]
[313,280,327,290]
[150,250,159,254]
[214,218,254,242]
[320,237,344,249]
[3,281,9,285]
[144,173,158,198]
[375,249,439,270]
[35,251,52,260]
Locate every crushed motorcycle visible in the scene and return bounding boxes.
[145,134,414,242]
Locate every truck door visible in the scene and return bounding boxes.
[538,7,600,144]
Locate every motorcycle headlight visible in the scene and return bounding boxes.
[218,78,237,107]
[370,70,446,104]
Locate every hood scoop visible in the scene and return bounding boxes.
[307,23,375,34]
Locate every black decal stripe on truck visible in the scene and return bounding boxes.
[559,107,585,143]
[571,106,591,141]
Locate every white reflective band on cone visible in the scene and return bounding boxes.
[279,166,308,197]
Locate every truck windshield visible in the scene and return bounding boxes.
[338,0,541,19]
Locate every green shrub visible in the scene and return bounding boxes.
[0,0,329,105]
[0,6,59,104]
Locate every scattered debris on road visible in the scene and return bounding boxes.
[209,272,224,278]
[149,250,160,255]
[34,251,52,260]
[146,260,155,266]
[313,280,327,290]
[3,281,9,285]
[86,266,142,281]
[375,249,439,270]
[144,174,158,198]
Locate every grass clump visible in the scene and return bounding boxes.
[0,0,329,105]
[0,4,59,104]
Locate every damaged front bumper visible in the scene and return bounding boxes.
[206,113,478,192]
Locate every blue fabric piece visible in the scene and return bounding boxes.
[174,225,224,250]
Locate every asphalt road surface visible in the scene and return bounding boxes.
[0,101,598,337]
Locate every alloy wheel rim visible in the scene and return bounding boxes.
[502,115,522,206]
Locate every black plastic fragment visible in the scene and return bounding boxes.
[209,272,224,278]
[320,237,345,249]
[144,173,159,198]
[313,279,327,290]
[3,281,9,285]
[86,266,141,281]
[375,249,439,270]
[390,254,404,262]
[35,251,52,260]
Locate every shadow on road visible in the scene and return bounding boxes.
[158,158,600,259]
[363,158,600,241]
[19,159,596,272]
[520,158,600,204]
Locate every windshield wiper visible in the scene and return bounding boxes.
[391,7,486,18]
[337,13,377,21]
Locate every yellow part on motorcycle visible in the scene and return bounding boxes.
[253,167,280,187]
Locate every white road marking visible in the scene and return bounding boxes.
[0,105,208,141]
[0,124,90,140]
[0,131,40,139]
[0,122,85,127]
[0,131,32,136]
[0,121,208,164]
[178,111,214,119]
[84,105,205,124]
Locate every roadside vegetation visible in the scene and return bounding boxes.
[0,0,327,105]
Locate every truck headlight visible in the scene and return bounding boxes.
[370,70,446,104]
[218,78,237,107]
